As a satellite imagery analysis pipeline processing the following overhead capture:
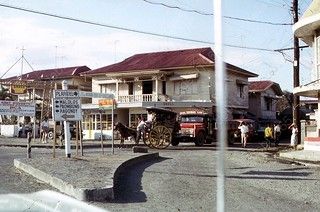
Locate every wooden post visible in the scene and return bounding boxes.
[79,120,83,156]
[53,83,57,158]
[100,111,104,154]
[27,132,31,158]
[76,121,79,156]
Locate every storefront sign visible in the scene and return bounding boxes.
[99,99,117,110]
[0,100,35,116]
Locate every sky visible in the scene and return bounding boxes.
[0,0,314,91]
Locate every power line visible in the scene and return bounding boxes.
[0,3,278,52]
[0,3,212,45]
[142,0,292,25]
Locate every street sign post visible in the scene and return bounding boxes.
[53,83,79,158]
[53,97,82,121]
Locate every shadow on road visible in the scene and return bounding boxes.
[112,157,170,203]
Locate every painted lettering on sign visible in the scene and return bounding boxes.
[54,90,79,97]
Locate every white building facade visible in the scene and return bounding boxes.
[81,48,257,140]
[293,0,320,150]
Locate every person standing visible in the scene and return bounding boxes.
[289,123,298,149]
[264,124,273,148]
[136,116,145,144]
[41,117,49,143]
[274,123,281,147]
[238,122,249,148]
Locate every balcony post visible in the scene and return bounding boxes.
[155,77,158,101]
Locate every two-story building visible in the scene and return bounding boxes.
[248,80,283,121]
[81,47,258,140]
[293,0,320,150]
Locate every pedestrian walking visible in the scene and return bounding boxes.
[289,123,298,149]
[264,123,273,148]
[274,123,281,147]
[41,117,49,143]
[238,122,249,148]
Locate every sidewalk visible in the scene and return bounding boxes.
[278,148,320,165]
[14,150,159,202]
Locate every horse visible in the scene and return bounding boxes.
[114,122,137,146]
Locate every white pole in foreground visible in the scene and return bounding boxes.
[214,0,226,212]
[62,80,71,158]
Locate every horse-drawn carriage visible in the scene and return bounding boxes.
[144,107,180,149]
[115,107,179,149]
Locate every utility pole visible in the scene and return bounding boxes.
[292,0,300,144]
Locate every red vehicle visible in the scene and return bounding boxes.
[174,111,215,146]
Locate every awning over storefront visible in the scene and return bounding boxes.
[169,73,199,81]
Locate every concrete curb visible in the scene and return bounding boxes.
[14,152,159,202]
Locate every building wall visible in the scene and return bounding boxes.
[226,74,249,109]
[249,93,261,119]
[249,88,278,120]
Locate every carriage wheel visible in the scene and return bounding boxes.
[143,132,154,148]
[149,125,172,149]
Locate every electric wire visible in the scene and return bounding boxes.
[0,3,278,52]
[142,0,292,25]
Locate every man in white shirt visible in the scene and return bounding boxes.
[274,123,281,147]
[238,122,249,148]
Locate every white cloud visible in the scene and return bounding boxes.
[0,16,205,78]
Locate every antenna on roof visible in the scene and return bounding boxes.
[0,47,34,79]
[20,47,26,79]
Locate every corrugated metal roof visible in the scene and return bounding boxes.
[249,80,283,95]
[83,47,257,77]
[5,66,91,81]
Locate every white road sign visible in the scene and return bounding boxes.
[0,100,36,116]
[53,97,82,121]
[54,90,79,98]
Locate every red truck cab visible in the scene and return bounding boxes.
[174,111,215,146]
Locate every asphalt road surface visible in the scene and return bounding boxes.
[1,145,320,212]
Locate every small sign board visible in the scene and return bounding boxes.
[53,97,82,121]
[10,85,27,94]
[79,91,114,99]
[54,90,79,98]
[99,99,117,110]
[0,100,35,116]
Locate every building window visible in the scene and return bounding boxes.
[265,97,272,111]
[237,84,244,98]
[174,79,197,95]
[100,83,116,94]
[82,113,117,130]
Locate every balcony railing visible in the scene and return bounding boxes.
[117,94,168,103]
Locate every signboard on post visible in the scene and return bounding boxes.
[98,99,117,110]
[0,100,35,116]
[53,89,82,121]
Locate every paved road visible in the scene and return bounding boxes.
[94,147,320,212]
[2,145,320,212]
